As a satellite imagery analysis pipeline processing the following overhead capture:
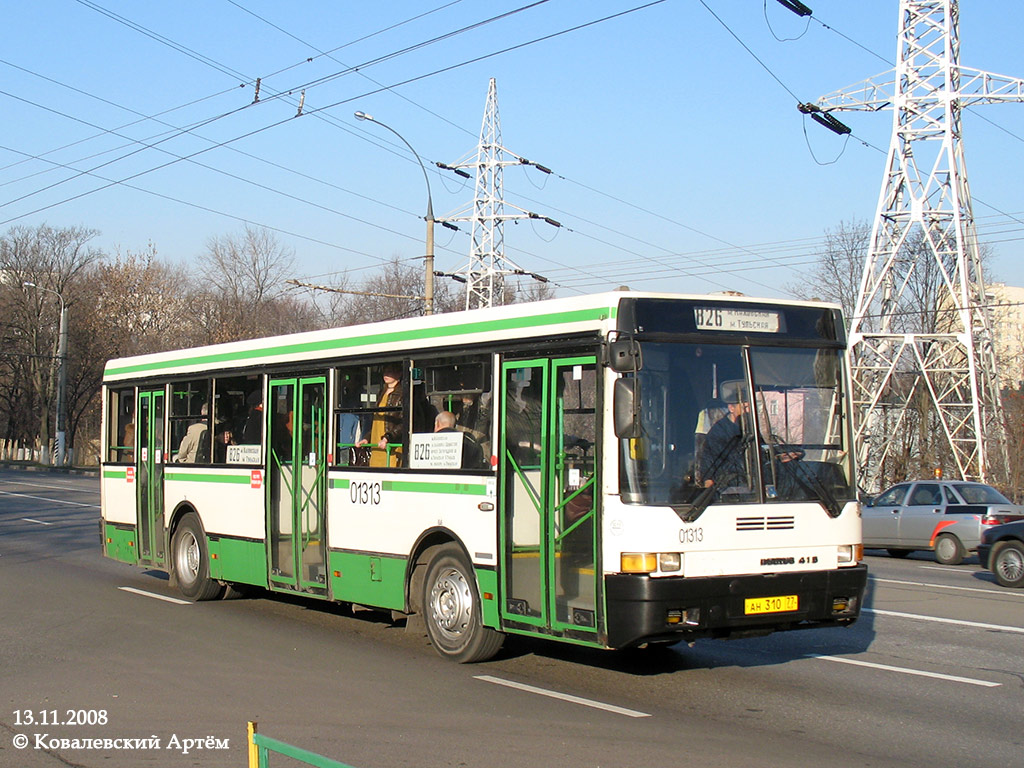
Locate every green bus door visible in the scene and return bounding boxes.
[135,388,166,566]
[500,357,599,636]
[267,376,328,596]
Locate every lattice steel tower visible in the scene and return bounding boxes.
[816,0,1024,490]
[440,78,555,310]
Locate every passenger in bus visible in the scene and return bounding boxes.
[454,392,491,458]
[121,420,135,462]
[213,426,236,463]
[505,377,543,465]
[434,410,484,469]
[337,376,363,450]
[358,365,404,467]
[175,404,208,463]
[240,390,263,444]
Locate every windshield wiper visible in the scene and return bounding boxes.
[771,444,842,517]
[679,432,752,523]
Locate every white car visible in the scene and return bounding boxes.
[862,480,1024,564]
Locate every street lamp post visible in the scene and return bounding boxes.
[24,282,68,466]
[354,110,435,316]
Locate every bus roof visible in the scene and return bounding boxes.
[102,290,839,382]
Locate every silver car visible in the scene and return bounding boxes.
[862,480,1024,564]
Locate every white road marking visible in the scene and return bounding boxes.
[0,479,92,492]
[0,488,99,508]
[810,654,1001,687]
[864,607,1024,633]
[872,576,1024,598]
[21,518,53,526]
[918,565,967,573]
[118,587,190,605]
[475,675,651,718]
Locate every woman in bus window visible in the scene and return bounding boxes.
[359,365,404,467]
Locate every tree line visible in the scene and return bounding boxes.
[5,218,1017,494]
[785,219,1024,496]
[0,222,550,465]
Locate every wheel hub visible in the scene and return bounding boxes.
[430,567,471,638]
[997,548,1023,582]
[176,531,200,580]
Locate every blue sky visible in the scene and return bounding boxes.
[2,1,1023,300]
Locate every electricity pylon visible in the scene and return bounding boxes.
[815,0,1024,491]
[437,78,557,310]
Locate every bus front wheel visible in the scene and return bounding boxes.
[172,513,224,601]
[422,544,504,663]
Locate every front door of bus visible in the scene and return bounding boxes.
[135,388,165,567]
[500,357,598,636]
[267,376,328,596]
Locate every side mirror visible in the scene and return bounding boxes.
[613,378,642,439]
[606,339,642,373]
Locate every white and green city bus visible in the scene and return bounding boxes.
[100,290,867,662]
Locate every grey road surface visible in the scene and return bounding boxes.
[1,468,1021,768]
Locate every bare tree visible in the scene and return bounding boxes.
[0,224,104,457]
[785,219,869,321]
[197,225,310,342]
[329,257,456,326]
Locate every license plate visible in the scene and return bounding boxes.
[744,595,798,615]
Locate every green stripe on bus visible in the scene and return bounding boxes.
[381,480,488,495]
[330,477,487,495]
[103,469,127,479]
[105,306,613,377]
[164,472,252,484]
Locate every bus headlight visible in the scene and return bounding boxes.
[621,553,657,573]
[659,553,682,572]
[837,544,863,564]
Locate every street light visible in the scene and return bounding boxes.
[23,282,68,466]
[355,110,436,316]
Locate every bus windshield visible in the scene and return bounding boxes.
[619,341,853,511]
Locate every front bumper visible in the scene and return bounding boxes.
[977,543,992,570]
[604,564,868,649]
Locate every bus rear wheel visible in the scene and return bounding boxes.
[172,513,224,601]
[423,544,503,663]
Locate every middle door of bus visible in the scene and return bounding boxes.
[267,376,328,596]
[500,357,599,637]
[135,387,166,567]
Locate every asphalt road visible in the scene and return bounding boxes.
[1,468,1021,768]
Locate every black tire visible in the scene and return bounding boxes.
[171,513,224,601]
[934,533,965,566]
[422,544,504,663]
[886,549,912,559]
[991,540,1024,588]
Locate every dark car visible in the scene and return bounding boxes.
[862,480,1024,564]
[977,520,1024,588]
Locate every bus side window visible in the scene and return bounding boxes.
[419,358,492,469]
[107,387,136,463]
[213,375,262,465]
[334,367,370,467]
[169,379,210,463]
